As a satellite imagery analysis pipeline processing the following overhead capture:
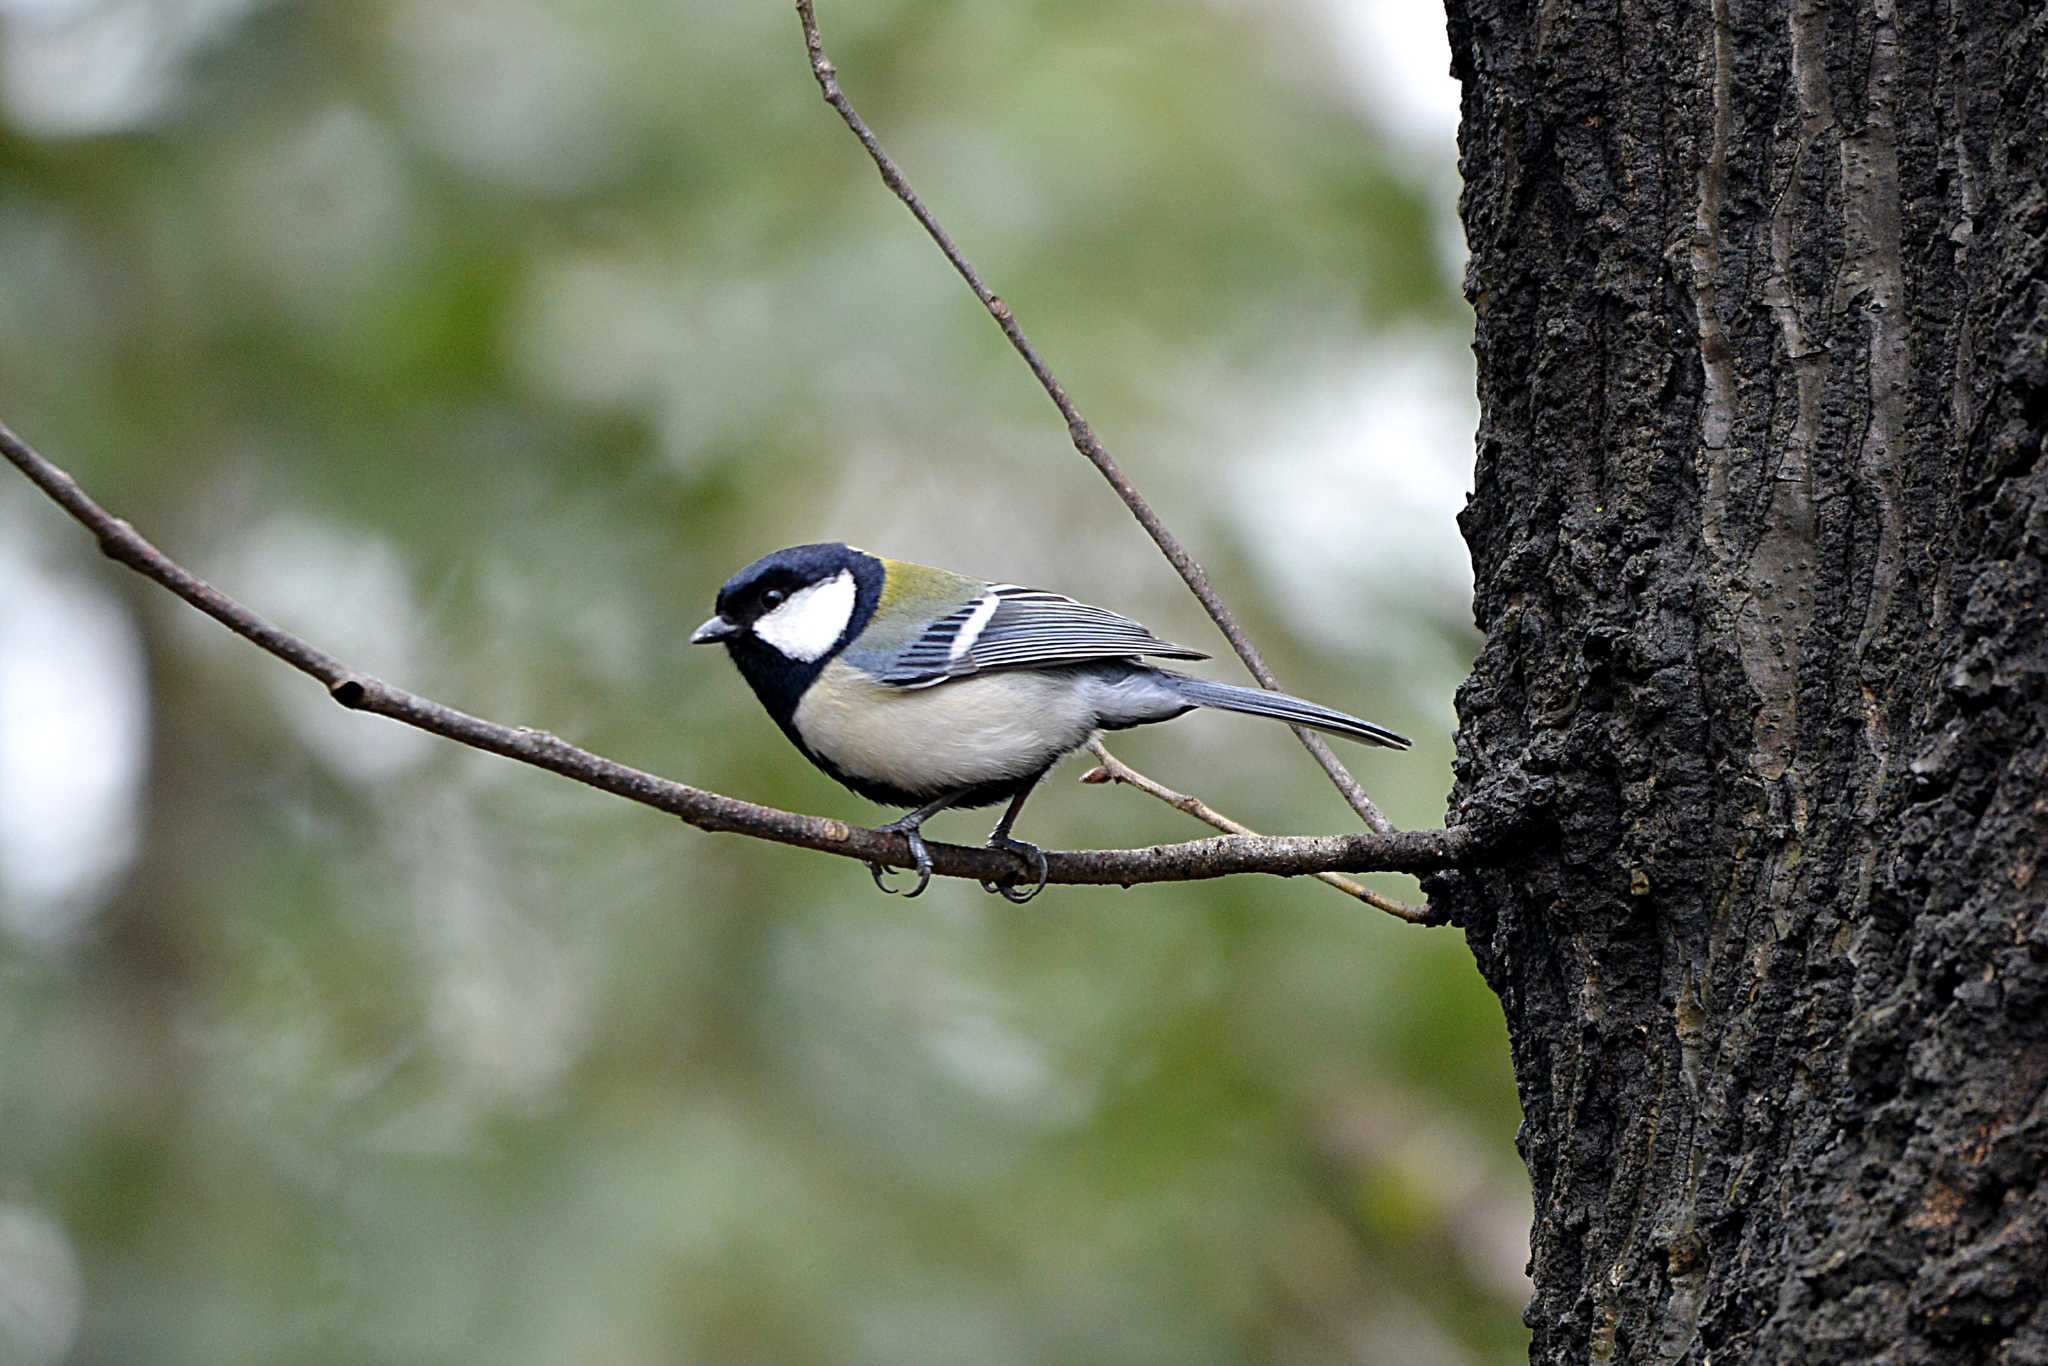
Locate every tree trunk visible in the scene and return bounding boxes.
[1437,0,2047,1360]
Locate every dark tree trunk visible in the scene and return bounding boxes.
[1436,0,2047,1360]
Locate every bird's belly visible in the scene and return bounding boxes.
[792,663,1097,797]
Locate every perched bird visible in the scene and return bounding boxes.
[691,543,1408,901]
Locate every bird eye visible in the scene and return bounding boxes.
[761,588,787,609]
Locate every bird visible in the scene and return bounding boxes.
[690,543,1409,902]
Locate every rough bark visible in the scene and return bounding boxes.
[1436,0,2048,1361]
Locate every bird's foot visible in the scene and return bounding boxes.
[867,818,934,898]
[981,837,1049,904]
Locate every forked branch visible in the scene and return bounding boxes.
[794,0,1396,834]
[1,420,1483,896]
[1081,740,1436,922]
[0,7,1473,905]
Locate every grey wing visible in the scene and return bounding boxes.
[876,585,1208,688]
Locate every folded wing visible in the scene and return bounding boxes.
[877,585,1207,688]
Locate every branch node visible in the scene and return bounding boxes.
[330,677,369,709]
[514,726,566,756]
[1078,737,1438,921]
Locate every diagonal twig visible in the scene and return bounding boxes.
[1,417,1482,894]
[793,0,1396,834]
[1080,740,1434,923]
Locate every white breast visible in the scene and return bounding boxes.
[792,662,1102,795]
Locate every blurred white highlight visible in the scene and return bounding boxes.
[1308,0,1462,158]
[387,0,629,195]
[203,515,435,784]
[0,514,148,943]
[0,0,263,135]
[1225,335,1475,603]
[0,1203,84,1366]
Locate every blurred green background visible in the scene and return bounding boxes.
[0,1,1523,1362]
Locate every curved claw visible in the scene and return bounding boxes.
[981,837,1049,904]
[868,826,934,898]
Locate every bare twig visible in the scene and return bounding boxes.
[1,419,1484,894]
[793,0,1396,834]
[1080,740,1434,922]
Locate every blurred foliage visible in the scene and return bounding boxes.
[0,0,1522,1362]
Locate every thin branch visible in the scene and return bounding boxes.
[1080,740,1435,923]
[1,418,1486,894]
[793,0,1395,834]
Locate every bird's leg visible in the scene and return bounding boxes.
[866,791,968,898]
[981,777,1050,904]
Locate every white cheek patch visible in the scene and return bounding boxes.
[753,569,857,662]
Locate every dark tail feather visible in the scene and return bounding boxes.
[1163,674,1411,750]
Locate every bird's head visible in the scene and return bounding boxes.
[690,542,883,680]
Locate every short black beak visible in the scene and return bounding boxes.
[689,615,741,645]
